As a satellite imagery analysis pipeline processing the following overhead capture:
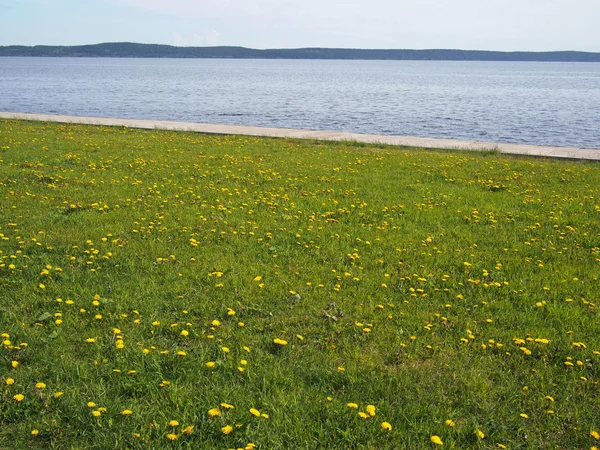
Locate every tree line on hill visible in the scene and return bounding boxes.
[1,42,599,62]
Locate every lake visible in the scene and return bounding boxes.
[1,57,599,148]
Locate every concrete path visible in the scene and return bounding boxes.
[1,112,599,161]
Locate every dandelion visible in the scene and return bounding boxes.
[476,429,485,439]
[221,425,233,434]
[54,392,63,398]
[87,402,96,408]
[176,351,187,356]
[6,377,14,385]
[13,394,24,402]
[169,420,179,427]
[92,410,101,417]
[31,429,39,436]
[121,409,133,415]
[430,435,444,445]
[445,419,455,427]
[221,403,234,410]
[166,433,179,441]
[35,382,46,389]
[358,412,368,419]
[347,403,358,409]
[249,408,261,417]
[520,413,528,419]
[221,346,230,353]
[206,361,215,368]
[208,408,221,417]
[180,329,189,337]
[592,431,600,439]
[85,338,96,343]
[366,405,376,416]
[381,422,392,431]
[273,338,288,345]
[11,361,19,368]
[181,425,194,434]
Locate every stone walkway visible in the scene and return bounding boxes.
[1,112,598,161]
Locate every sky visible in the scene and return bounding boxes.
[0,0,599,51]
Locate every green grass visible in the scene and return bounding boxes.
[1,119,599,449]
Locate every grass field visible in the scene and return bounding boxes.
[1,119,599,449]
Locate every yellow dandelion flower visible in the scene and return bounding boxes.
[520,413,528,419]
[92,410,101,417]
[206,361,215,368]
[221,403,234,410]
[347,403,358,409]
[181,425,194,434]
[208,408,221,417]
[6,377,14,385]
[476,429,485,439]
[35,382,46,389]
[592,431,600,439]
[166,433,179,441]
[221,425,233,434]
[87,402,96,408]
[381,422,392,431]
[358,411,368,418]
[31,429,39,436]
[249,408,261,417]
[430,435,444,445]
[121,409,133,415]
[366,405,376,416]
[445,419,455,427]
[13,394,24,402]
[180,330,189,337]
[54,392,63,398]
[273,338,288,345]
[221,346,230,353]
[11,361,19,368]
[212,320,221,327]
[169,420,179,427]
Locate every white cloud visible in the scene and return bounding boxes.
[172,29,220,46]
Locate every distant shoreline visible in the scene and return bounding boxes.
[1,42,600,62]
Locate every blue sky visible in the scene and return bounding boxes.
[1,0,599,51]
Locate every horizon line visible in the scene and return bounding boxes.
[1,42,599,54]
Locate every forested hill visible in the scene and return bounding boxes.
[1,42,599,61]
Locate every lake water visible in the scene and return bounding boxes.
[1,57,599,149]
